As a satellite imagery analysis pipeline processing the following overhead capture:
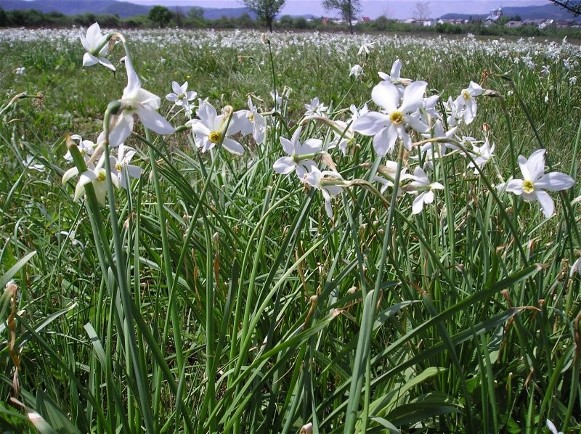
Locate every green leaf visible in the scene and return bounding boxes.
[36,390,80,434]
[83,322,106,366]
[0,250,36,289]
[387,401,461,427]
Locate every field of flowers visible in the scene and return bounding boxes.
[1,26,581,433]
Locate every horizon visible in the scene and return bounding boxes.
[126,0,552,19]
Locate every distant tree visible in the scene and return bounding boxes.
[278,14,293,28]
[9,9,43,26]
[372,15,390,31]
[173,7,185,27]
[241,0,286,31]
[148,5,173,27]
[412,1,431,21]
[98,14,120,27]
[0,7,7,27]
[186,7,204,27]
[236,12,255,28]
[548,0,581,15]
[188,7,204,20]
[293,16,308,29]
[322,0,361,33]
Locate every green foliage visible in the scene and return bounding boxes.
[323,0,362,21]
[0,28,580,434]
[242,0,285,31]
[148,5,172,28]
[0,7,7,27]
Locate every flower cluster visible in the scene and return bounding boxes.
[63,133,142,205]
[65,23,577,224]
[62,24,175,204]
[267,58,575,220]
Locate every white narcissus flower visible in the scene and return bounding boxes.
[108,56,175,147]
[467,139,495,174]
[353,80,429,155]
[327,119,354,156]
[349,64,363,78]
[273,126,322,179]
[455,81,484,125]
[419,120,457,167]
[271,91,282,109]
[166,81,197,114]
[23,155,45,172]
[110,144,142,189]
[234,97,266,145]
[80,23,115,72]
[303,167,345,219]
[304,97,328,117]
[58,230,85,249]
[445,95,461,127]
[378,59,412,90]
[325,104,368,155]
[505,149,575,218]
[358,41,375,56]
[65,134,96,162]
[407,166,444,214]
[74,156,118,205]
[373,160,412,194]
[186,100,244,155]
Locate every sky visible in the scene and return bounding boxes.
[127,0,552,19]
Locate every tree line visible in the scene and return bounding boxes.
[0,0,579,37]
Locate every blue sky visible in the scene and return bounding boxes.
[128,0,551,19]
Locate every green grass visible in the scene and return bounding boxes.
[1,27,580,433]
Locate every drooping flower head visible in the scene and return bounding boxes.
[80,23,116,72]
[65,134,96,162]
[466,138,495,174]
[108,56,175,147]
[234,96,266,145]
[406,166,444,215]
[419,120,457,168]
[378,59,412,91]
[303,167,346,219]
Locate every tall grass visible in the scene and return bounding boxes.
[1,27,580,433]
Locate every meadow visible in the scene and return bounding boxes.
[0,26,580,433]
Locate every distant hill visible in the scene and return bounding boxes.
[440,4,581,21]
[0,0,256,20]
[200,8,256,20]
[0,0,150,18]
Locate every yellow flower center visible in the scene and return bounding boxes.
[97,169,107,182]
[390,110,404,125]
[462,89,471,100]
[247,112,255,122]
[116,163,123,172]
[523,179,534,194]
[209,131,222,144]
